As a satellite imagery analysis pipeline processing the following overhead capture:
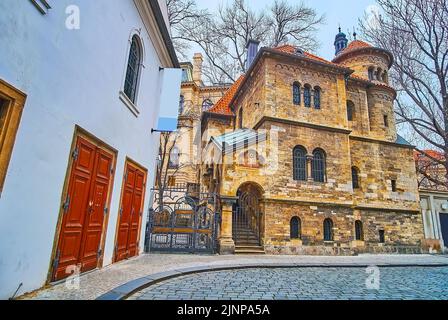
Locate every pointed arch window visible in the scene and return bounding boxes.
[312,149,326,182]
[293,146,307,181]
[290,217,302,239]
[323,218,334,241]
[355,220,364,241]
[314,87,321,109]
[124,35,143,103]
[352,166,360,189]
[347,101,354,121]
[293,82,301,105]
[304,85,311,108]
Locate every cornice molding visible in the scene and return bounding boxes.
[134,0,179,68]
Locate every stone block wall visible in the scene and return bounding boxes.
[260,57,349,130]
[350,138,420,211]
[262,201,424,255]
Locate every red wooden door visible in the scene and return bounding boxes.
[53,136,114,281]
[79,148,114,272]
[115,162,146,262]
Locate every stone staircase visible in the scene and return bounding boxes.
[233,225,265,255]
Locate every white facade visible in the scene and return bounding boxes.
[420,190,448,253]
[0,0,180,299]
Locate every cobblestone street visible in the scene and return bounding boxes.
[21,254,448,300]
[129,266,448,300]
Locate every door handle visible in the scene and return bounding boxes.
[88,200,94,214]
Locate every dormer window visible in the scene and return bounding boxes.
[202,99,213,111]
[295,48,304,55]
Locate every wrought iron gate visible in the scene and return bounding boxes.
[233,190,261,245]
[147,187,219,253]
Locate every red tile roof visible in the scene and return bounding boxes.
[349,74,396,92]
[414,150,445,161]
[341,40,372,54]
[274,45,344,68]
[206,75,245,116]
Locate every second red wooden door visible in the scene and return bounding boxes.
[115,161,146,262]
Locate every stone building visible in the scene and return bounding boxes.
[171,30,425,255]
[162,54,231,186]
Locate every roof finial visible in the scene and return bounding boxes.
[353,27,357,40]
[338,24,341,33]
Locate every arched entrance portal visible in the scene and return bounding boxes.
[233,183,263,246]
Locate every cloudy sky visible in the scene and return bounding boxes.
[191,0,379,61]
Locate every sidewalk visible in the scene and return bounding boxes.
[20,254,448,300]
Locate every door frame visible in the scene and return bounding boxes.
[47,126,117,284]
[112,157,148,263]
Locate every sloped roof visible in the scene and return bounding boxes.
[332,40,393,67]
[340,40,372,54]
[395,134,412,147]
[414,149,445,161]
[211,128,267,154]
[206,75,245,116]
[274,44,345,69]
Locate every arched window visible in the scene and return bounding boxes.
[314,87,321,109]
[368,67,374,81]
[290,216,302,239]
[179,95,185,114]
[312,149,326,182]
[355,220,364,241]
[293,146,307,181]
[202,99,213,111]
[169,146,180,168]
[352,166,360,189]
[124,35,143,103]
[323,218,334,241]
[376,68,383,81]
[382,70,388,83]
[347,101,354,121]
[293,82,301,105]
[379,230,385,243]
[304,85,311,108]
[239,107,243,128]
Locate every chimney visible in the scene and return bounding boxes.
[245,39,260,71]
[193,53,203,84]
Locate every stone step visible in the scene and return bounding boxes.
[235,246,265,255]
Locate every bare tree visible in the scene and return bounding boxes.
[166,0,209,59]
[168,0,324,84]
[154,131,181,210]
[154,130,199,209]
[268,0,324,48]
[360,0,448,188]
[415,150,447,191]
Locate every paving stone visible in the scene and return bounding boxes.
[20,253,448,300]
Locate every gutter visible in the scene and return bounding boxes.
[147,0,180,68]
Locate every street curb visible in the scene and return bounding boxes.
[95,262,448,300]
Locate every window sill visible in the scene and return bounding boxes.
[119,91,140,117]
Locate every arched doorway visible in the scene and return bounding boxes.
[233,183,263,246]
